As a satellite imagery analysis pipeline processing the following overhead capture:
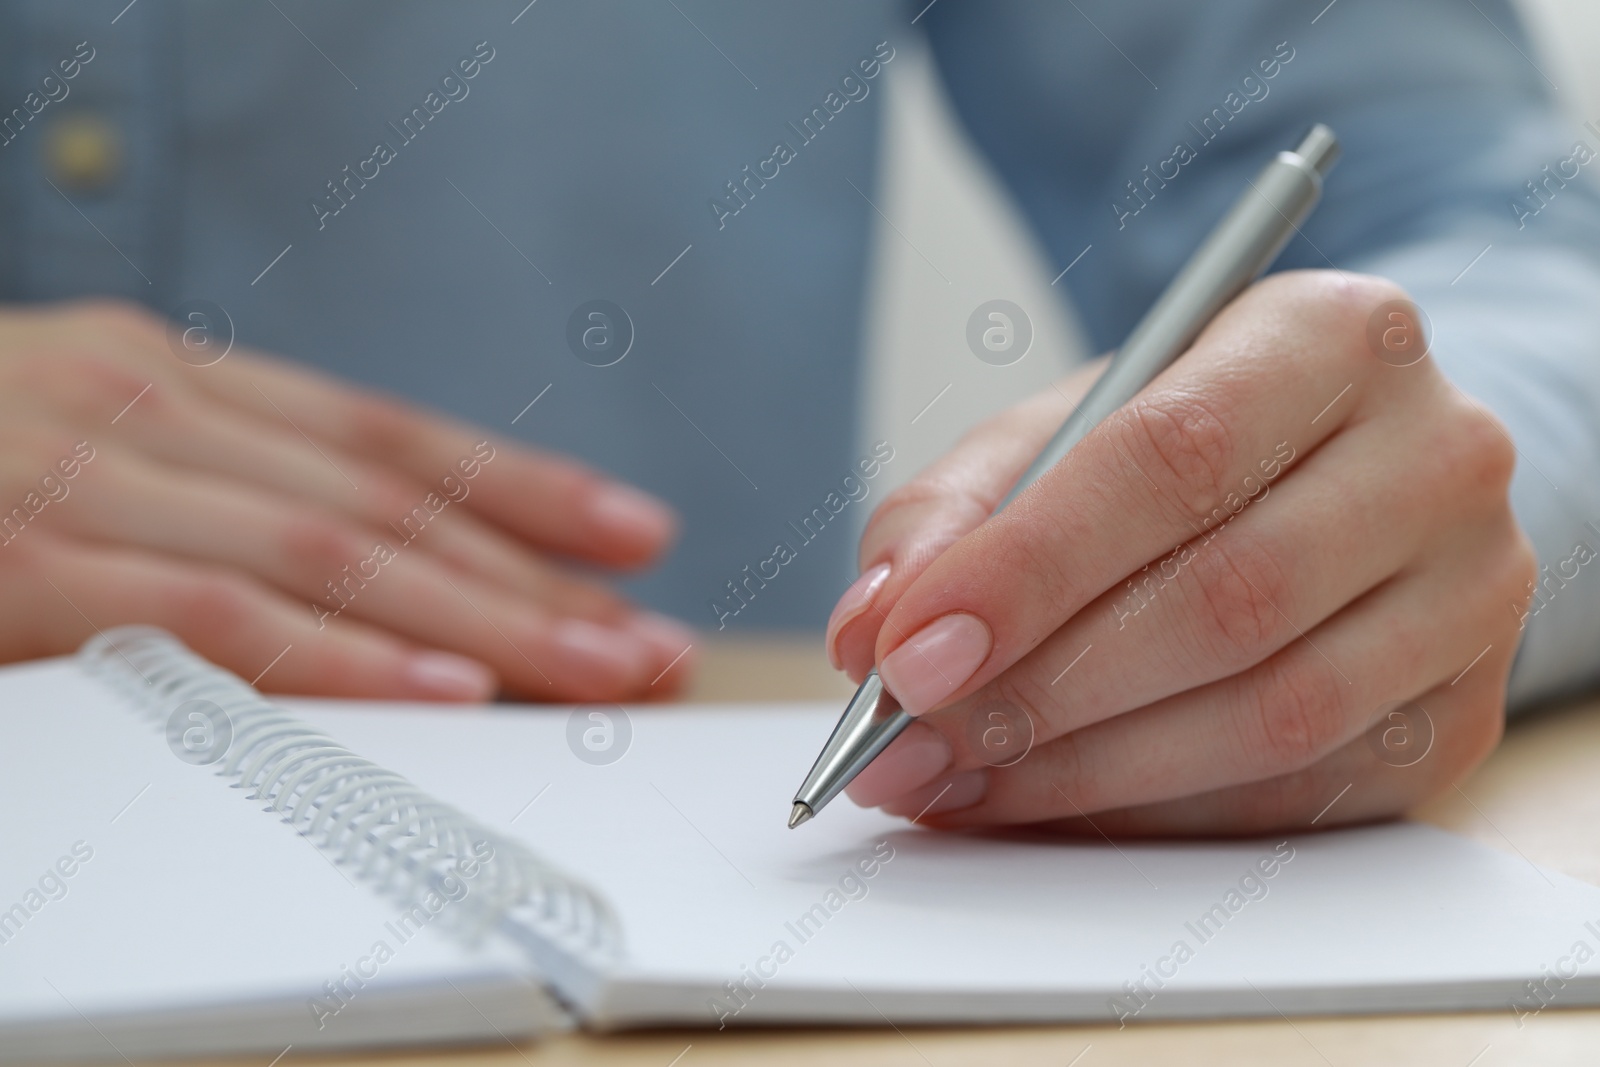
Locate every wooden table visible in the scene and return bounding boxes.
[201,638,1600,1067]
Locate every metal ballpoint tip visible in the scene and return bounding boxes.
[789,671,912,827]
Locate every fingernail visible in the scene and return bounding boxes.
[589,483,676,544]
[825,562,892,670]
[629,611,696,674]
[845,721,951,808]
[404,651,497,701]
[878,612,992,716]
[552,618,653,682]
[882,769,988,820]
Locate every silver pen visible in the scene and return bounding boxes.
[789,124,1341,829]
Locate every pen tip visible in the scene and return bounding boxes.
[788,802,814,829]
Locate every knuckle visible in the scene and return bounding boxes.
[1456,694,1507,770]
[1113,390,1236,524]
[988,670,1057,740]
[365,472,431,527]
[1043,729,1092,812]
[988,673,1089,798]
[1184,527,1296,669]
[1242,654,1348,772]
[1434,684,1506,772]
[872,475,975,529]
[346,393,422,460]
[1444,398,1518,502]
[1485,518,1538,634]
[874,477,942,517]
[1334,272,1411,325]
[280,515,368,583]
[22,352,163,420]
[1256,270,1414,367]
[1265,269,1408,327]
[1506,525,1539,601]
[860,475,987,566]
[169,569,258,639]
[566,581,631,622]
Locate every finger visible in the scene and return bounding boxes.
[828,364,1104,679]
[196,351,677,569]
[1019,657,1511,838]
[0,535,497,701]
[872,271,1415,716]
[907,392,1513,756]
[876,527,1523,827]
[53,449,668,701]
[81,366,647,616]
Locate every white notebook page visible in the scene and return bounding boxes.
[294,697,1600,1025]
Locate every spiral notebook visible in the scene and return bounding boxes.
[4,629,1600,1061]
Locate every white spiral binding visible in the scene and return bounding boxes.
[79,626,620,963]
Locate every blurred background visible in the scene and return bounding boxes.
[862,0,1600,495]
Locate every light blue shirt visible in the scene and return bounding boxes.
[3,0,1597,708]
